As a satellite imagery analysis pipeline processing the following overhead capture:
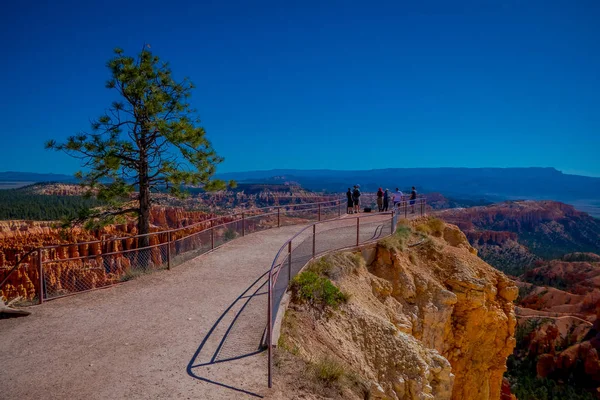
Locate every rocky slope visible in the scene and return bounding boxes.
[438,200,600,275]
[271,218,517,400]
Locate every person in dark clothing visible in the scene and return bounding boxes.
[376,187,384,212]
[352,185,361,213]
[409,186,417,213]
[383,189,389,211]
[346,188,353,214]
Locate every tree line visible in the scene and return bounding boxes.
[0,190,103,221]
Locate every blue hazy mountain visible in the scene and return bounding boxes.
[216,167,600,201]
[0,171,76,183]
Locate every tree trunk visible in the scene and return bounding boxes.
[138,153,151,251]
[138,182,151,247]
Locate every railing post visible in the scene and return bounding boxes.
[356,217,360,246]
[166,231,171,270]
[267,272,273,388]
[38,249,43,304]
[318,204,321,221]
[242,213,245,237]
[338,201,341,217]
[277,207,281,227]
[391,211,395,234]
[405,201,408,218]
[312,225,316,258]
[211,223,215,250]
[288,241,292,282]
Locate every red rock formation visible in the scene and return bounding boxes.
[500,378,516,400]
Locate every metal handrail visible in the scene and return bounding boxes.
[36,199,341,250]
[0,198,344,304]
[266,197,427,388]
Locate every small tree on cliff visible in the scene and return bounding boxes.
[46,47,231,242]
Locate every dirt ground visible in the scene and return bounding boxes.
[0,212,396,400]
[1,226,308,400]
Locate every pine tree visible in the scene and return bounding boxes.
[46,47,233,242]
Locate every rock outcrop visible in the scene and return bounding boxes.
[275,220,517,400]
[438,200,600,262]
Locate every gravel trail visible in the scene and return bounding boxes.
[0,213,395,400]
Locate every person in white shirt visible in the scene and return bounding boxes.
[392,188,403,209]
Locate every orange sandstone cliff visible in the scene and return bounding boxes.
[271,219,517,400]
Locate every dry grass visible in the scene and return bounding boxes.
[415,217,445,237]
[309,356,346,385]
[380,224,412,251]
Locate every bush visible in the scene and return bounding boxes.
[307,258,333,277]
[415,217,445,237]
[381,224,413,251]
[290,271,349,308]
[224,229,237,240]
[428,218,445,237]
[310,356,345,385]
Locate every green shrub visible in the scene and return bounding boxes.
[310,356,345,384]
[381,224,413,251]
[306,257,333,276]
[290,271,349,308]
[224,229,237,240]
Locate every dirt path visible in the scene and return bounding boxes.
[515,306,594,326]
[1,225,309,400]
[0,213,396,400]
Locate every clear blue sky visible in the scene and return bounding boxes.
[1,0,598,176]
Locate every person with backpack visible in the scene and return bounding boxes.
[352,185,361,213]
[410,186,417,213]
[376,187,384,212]
[383,189,390,211]
[346,188,353,214]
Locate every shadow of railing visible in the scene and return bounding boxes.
[186,270,270,398]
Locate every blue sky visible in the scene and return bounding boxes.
[1,0,598,176]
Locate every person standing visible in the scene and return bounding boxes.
[383,189,389,211]
[393,187,403,209]
[346,188,353,214]
[376,187,384,212]
[352,185,361,213]
[410,186,417,213]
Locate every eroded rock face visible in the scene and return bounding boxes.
[367,225,516,400]
[280,222,517,400]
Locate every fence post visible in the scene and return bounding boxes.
[338,201,341,217]
[318,204,321,221]
[242,213,245,237]
[288,241,292,282]
[38,249,43,305]
[277,207,281,227]
[391,211,395,234]
[405,201,408,218]
[267,271,272,388]
[166,231,172,270]
[312,224,316,258]
[356,217,360,246]
[211,223,215,250]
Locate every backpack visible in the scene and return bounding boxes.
[353,188,360,198]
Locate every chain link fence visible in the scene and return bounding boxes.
[1,200,342,303]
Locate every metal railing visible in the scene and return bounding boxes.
[0,199,342,304]
[266,197,427,387]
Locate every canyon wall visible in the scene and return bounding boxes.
[276,220,517,400]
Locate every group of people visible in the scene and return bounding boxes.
[346,185,418,214]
